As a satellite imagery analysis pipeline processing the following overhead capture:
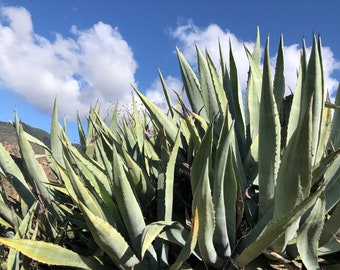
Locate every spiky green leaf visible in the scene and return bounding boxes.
[0,238,102,269]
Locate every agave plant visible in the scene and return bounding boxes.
[0,28,339,269]
[134,29,340,268]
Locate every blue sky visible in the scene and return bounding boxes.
[0,1,339,142]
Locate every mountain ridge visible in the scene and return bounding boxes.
[0,121,51,156]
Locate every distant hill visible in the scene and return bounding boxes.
[0,121,57,190]
[0,121,51,153]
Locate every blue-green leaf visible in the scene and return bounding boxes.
[258,37,281,218]
[297,193,326,270]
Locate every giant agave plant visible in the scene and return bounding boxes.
[0,28,339,269]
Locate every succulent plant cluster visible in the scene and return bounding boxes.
[0,29,339,269]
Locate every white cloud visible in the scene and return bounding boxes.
[1,8,339,125]
[0,6,138,120]
[170,20,340,100]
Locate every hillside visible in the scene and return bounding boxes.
[0,121,50,155]
[0,121,50,146]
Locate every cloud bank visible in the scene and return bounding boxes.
[0,6,137,119]
[0,8,339,122]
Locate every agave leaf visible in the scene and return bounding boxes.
[291,36,322,164]
[60,149,123,232]
[150,126,177,266]
[7,201,38,270]
[61,157,105,220]
[297,192,325,270]
[94,141,105,167]
[228,41,246,155]
[172,90,186,130]
[0,200,22,228]
[77,113,87,149]
[236,203,274,254]
[109,102,119,133]
[121,146,155,203]
[244,27,262,141]
[134,87,179,146]
[91,109,118,144]
[94,135,113,181]
[140,220,183,259]
[6,241,20,270]
[191,123,211,194]
[318,238,340,256]
[320,202,340,247]
[252,26,261,65]
[219,43,233,116]
[258,37,281,218]
[143,139,161,176]
[84,110,96,158]
[324,172,340,213]
[316,93,333,162]
[192,124,225,268]
[132,94,144,153]
[176,47,207,120]
[176,94,206,144]
[15,201,38,238]
[50,98,65,167]
[159,69,175,117]
[170,208,199,270]
[62,138,112,196]
[117,123,128,151]
[229,40,244,125]
[196,45,220,123]
[206,49,227,119]
[310,145,340,212]
[17,124,52,204]
[235,186,324,267]
[329,84,340,149]
[310,35,325,165]
[273,34,285,110]
[157,222,189,247]
[121,117,137,153]
[90,140,130,234]
[312,148,340,186]
[213,119,234,258]
[325,101,340,109]
[142,125,160,154]
[312,150,340,212]
[224,147,239,251]
[229,128,257,225]
[180,110,201,151]
[0,143,36,208]
[286,40,308,143]
[245,46,262,142]
[79,203,140,269]
[112,144,151,256]
[0,238,102,269]
[156,133,168,224]
[286,62,303,143]
[164,131,181,221]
